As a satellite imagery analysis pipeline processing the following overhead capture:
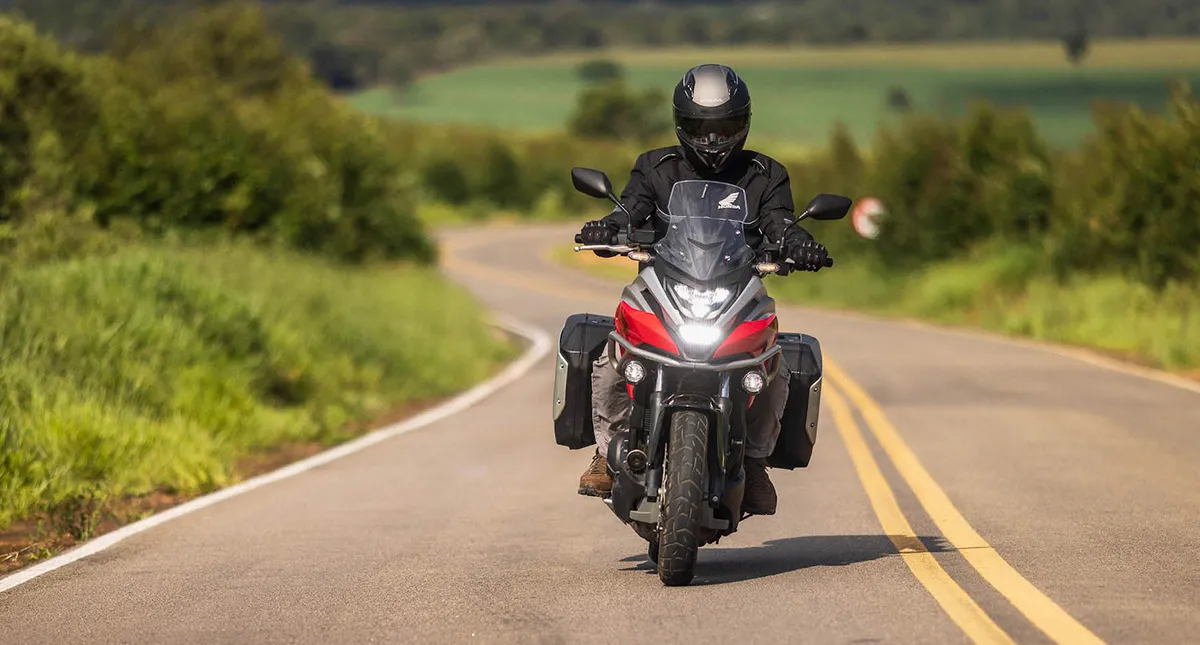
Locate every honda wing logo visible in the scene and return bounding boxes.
[717,192,741,210]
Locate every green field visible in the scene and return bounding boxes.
[352,40,1200,147]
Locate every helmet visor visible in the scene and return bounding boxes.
[676,114,751,152]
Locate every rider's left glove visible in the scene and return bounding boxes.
[580,220,620,246]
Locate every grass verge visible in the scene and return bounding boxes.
[553,246,1200,376]
[0,240,517,573]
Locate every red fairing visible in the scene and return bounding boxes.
[615,301,680,355]
[714,315,778,359]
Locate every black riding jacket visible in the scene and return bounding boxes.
[600,146,814,250]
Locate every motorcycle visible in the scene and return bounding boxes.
[552,167,851,586]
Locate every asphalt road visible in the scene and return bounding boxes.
[2,223,1198,644]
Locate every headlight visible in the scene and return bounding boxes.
[670,282,733,320]
[678,323,721,346]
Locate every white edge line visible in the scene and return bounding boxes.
[0,316,552,594]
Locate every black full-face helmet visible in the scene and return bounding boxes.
[673,64,751,174]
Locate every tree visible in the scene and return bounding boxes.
[309,44,365,91]
[577,59,623,84]
[1063,31,1089,65]
[886,86,913,112]
[382,55,414,91]
[568,79,670,144]
[1063,5,1090,66]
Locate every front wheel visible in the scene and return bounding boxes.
[657,410,709,586]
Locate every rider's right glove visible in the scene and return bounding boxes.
[579,220,620,246]
[789,239,829,272]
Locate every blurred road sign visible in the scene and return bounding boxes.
[851,197,885,240]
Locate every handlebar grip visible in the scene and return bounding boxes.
[574,234,583,244]
[824,256,835,268]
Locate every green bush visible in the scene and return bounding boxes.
[1050,83,1200,286]
[0,16,101,222]
[422,156,474,207]
[856,89,1198,286]
[863,103,1053,268]
[577,59,624,84]
[0,8,434,264]
[385,120,636,218]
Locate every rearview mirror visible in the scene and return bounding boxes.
[571,167,614,200]
[800,194,852,221]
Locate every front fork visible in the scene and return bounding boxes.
[607,367,747,531]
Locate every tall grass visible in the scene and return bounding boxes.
[0,241,515,528]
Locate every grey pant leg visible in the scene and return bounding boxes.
[591,355,630,456]
[745,363,790,459]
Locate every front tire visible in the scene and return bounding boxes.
[657,410,708,586]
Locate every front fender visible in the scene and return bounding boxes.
[661,393,719,411]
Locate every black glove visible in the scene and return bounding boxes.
[788,239,828,272]
[579,220,619,245]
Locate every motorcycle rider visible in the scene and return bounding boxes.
[576,64,829,515]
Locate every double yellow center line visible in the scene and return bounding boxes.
[824,362,1105,644]
[442,233,1105,644]
[822,384,1015,643]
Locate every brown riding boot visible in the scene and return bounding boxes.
[743,457,778,515]
[578,452,613,498]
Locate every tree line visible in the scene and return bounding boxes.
[2,1,1195,290]
[4,0,1199,92]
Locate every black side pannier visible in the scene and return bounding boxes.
[552,313,615,449]
[768,332,824,470]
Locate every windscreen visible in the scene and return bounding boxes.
[654,180,754,283]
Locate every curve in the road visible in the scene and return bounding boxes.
[4,224,1193,644]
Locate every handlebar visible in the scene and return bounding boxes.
[573,244,639,254]
[572,236,834,270]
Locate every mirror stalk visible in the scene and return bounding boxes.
[609,194,634,238]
